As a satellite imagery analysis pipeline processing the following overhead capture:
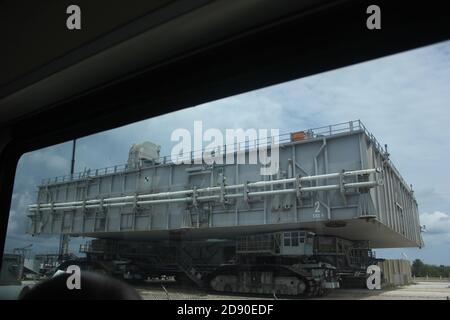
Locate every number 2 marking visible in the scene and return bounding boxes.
[314,201,321,213]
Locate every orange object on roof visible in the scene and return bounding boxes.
[291,131,307,141]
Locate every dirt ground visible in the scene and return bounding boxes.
[135,281,450,300]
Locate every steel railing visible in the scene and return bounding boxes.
[39,120,411,193]
[40,120,366,185]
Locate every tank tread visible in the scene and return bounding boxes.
[283,265,321,297]
[209,264,325,298]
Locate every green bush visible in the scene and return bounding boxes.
[411,259,450,277]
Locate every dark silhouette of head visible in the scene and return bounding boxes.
[21,271,142,300]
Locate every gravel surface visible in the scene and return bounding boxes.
[135,281,450,300]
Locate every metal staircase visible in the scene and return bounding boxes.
[176,246,204,287]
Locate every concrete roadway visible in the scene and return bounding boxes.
[135,281,450,300]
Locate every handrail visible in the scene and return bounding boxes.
[39,120,412,194]
[40,120,364,185]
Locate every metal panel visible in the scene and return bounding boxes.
[27,121,423,248]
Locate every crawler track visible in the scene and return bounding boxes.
[207,264,326,298]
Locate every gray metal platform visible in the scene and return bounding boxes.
[27,120,423,248]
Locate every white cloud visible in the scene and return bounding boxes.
[420,211,450,235]
[28,150,69,172]
[6,191,33,235]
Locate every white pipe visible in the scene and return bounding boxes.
[138,197,192,205]
[29,180,380,211]
[248,189,297,197]
[138,190,193,199]
[247,181,380,197]
[300,168,380,182]
[45,178,379,209]
[31,167,380,209]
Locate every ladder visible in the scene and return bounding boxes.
[176,247,204,287]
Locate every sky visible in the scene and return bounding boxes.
[4,40,450,265]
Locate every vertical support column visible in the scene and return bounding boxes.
[235,160,239,226]
[167,166,173,229]
[132,194,137,231]
[110,174,114,194]
[385,168,394,231]
[122,172,126,195]
[263,173,268,224]
[382,162,391,229]
[372,149,381,222]
[358,133,366,169]
[314,138,329,219]
[292,145,298,223]
[324,139,330,219]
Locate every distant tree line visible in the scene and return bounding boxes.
[411,259,450,277]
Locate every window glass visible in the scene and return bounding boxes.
[284,233,291,247]
[292,235,299,247]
